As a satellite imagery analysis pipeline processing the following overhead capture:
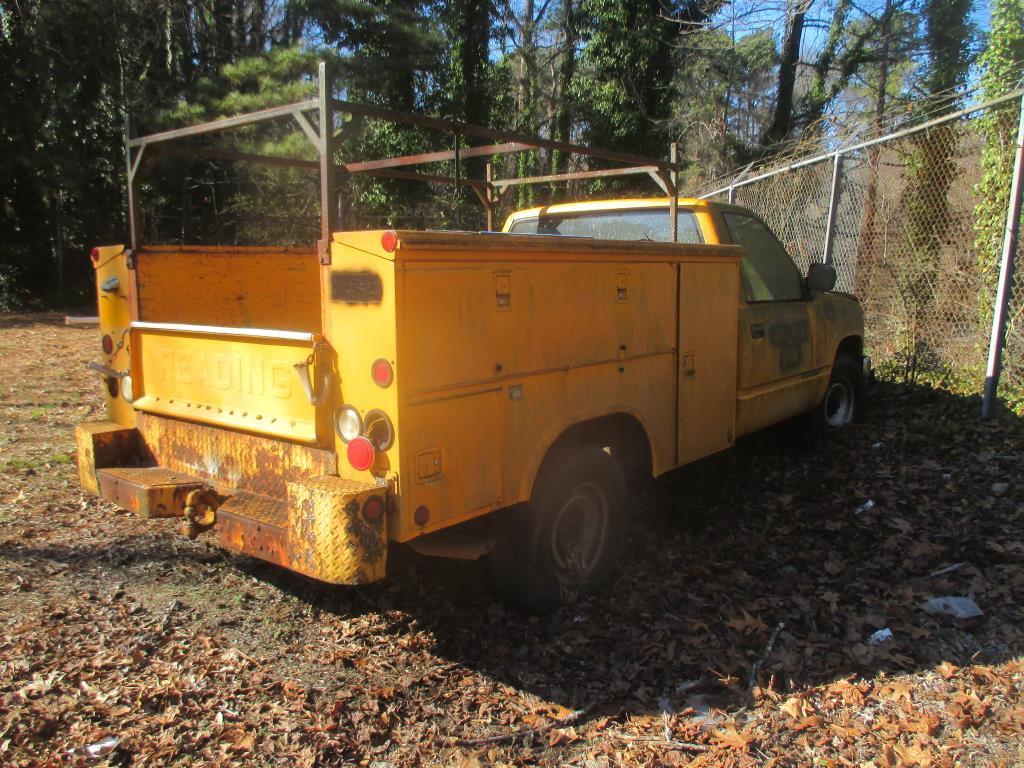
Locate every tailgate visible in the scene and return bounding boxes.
[129,322,328,444]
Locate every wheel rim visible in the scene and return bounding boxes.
[824,376,854,427]
[550,481,609,576]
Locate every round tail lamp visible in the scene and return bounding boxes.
[120,375,135,403]
[371,358,393,388]
[89,247,100,264]
[347,436,376,471]
[335,406,363,443]
[381,230,398,253]
[362,495,384,523]
[101,334,114,355]
[363,409,395,451]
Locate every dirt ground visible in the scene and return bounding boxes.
[0,313,1022,767]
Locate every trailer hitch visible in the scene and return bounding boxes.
[181,488,220,539]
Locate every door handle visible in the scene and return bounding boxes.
[750,323,765,339]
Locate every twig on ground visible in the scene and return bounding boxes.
[928,561,967,578]
[607,731,712,751]
[747,621,785,698]
[449,705,592,747]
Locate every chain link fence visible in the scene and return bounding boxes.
[693,93,1024,403]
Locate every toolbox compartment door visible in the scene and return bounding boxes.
[677,261,739,464]
[129,322,329,445]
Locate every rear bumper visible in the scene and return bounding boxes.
[76,419,387,585]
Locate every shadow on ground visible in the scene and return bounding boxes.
[238,380,1024,715]
[5,381,1020,721]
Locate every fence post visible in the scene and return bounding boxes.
[822,151,844,265]
[981,94,1024,418]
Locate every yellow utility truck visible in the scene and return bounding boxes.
[78,195,866,612]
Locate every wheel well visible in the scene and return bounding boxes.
[836,335,862,362]
[533,413,652,498]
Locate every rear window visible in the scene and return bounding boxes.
[508,209,703,244]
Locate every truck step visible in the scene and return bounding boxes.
[215,494,289,569]
[96,466,207,519]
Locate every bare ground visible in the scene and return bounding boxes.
[0,313,1022,767]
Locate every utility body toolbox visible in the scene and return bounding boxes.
[78,231,744,585]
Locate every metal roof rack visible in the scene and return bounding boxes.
[125,62,684,262]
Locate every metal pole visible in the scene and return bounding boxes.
[981,94,1024,418]
[124,115,141,253]
[822,151,844,265]
[453,131,461,230]
[318,62,337,265]
[669,142,678,243]
[485,162,495,232]
[728,185,735,204]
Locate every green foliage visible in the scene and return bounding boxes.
[974,0,1024,317]
[572,0,677,158]
[671,27,777,181]
[0,0,1008,307]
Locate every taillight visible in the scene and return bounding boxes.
[335,406,363,443]
[120,375,135,403]
[364,409,394,450]
[371,358,393,388]
[362,495,384,522]
[101,335,113,354]
[381,230,398,252]
[89,247,100,264]
[347,436,375,471]
[414,505,430,526]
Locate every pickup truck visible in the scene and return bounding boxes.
[77,196,866,612]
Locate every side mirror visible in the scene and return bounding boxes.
[806,262,837,293]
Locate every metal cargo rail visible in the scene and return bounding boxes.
[124,62,687,261]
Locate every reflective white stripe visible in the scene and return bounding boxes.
[130,321,316,343]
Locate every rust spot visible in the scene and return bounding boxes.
[136,412,334,498]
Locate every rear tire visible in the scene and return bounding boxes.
[489,446,629,614]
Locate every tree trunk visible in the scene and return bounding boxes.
[854,0,893,299]
[762,0,811,147]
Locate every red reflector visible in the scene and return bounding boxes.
[414,505,430,526]
[371,358,393,388]
[381,230,398,252]
[347,436,375,471]
[362,495,384,522]
[101,335,113,354]
[89,247,100,263]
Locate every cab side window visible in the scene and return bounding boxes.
[723,212,804,302]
